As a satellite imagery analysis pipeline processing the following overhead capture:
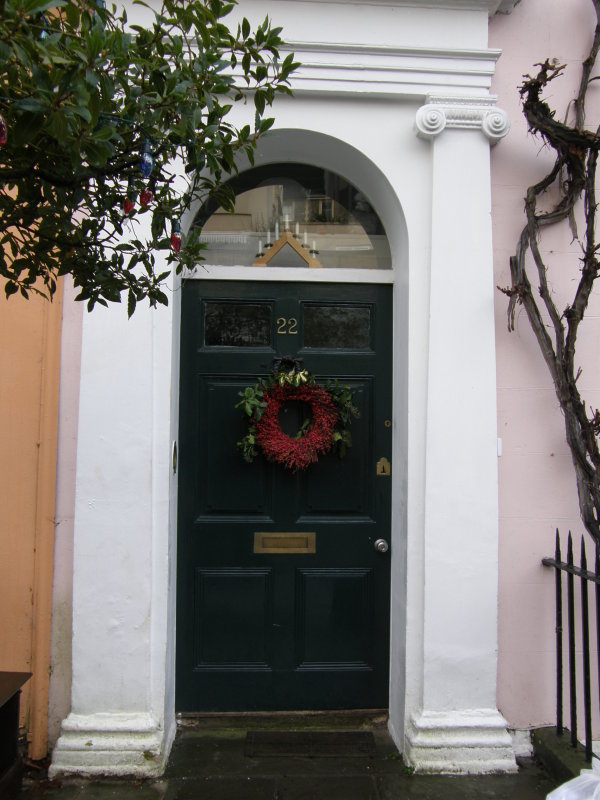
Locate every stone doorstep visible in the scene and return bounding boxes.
[532,727,591,785]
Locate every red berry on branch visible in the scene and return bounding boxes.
[123,196,135,215]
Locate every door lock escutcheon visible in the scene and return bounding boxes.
[376,457,391,476]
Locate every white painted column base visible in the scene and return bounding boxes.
[49,713,175,778]
[404,710,518,774]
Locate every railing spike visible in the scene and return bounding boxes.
[596,540,600,742]
[566,531,577,748]
[555,529,564,736]
[580,536,592,761]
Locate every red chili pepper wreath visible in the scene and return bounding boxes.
[255,382,338,471]
[236,369,358,472]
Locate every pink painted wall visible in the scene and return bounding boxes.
[490,0,600,732]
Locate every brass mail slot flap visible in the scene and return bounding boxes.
[254,532,316,554]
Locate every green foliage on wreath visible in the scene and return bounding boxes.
[236,368,359,466]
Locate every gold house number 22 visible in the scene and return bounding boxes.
[276,317,298,335]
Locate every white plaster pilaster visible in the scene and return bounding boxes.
[402,99,516,774]
[50,275,176,778]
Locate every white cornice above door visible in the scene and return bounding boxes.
[267,0,522,16]
[279,41,502,98]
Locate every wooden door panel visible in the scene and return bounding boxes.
[193,568,273,670]
[301,379,373,518]
[196,377,272,517]
[295,568,374,669]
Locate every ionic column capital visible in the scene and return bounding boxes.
[415,95,510,144]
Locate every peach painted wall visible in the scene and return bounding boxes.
[0,284,63,758]
[490,0,600,732]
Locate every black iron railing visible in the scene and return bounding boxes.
[542,530,600,762]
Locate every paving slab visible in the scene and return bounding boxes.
[18,780,168,799]
[377,758,557,800]
[164,776,380,800]
[163,777,278,800]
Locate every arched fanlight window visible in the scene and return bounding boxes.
[193,163,391,269]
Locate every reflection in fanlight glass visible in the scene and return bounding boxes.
[193,165,391,269]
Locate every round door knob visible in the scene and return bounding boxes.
[374,538,389,553]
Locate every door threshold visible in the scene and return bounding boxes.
[176,709,389,732]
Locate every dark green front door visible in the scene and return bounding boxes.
[176,280,392,711]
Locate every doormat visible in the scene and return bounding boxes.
[244,730,376,758]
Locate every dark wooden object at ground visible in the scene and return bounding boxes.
[0,672,31,798]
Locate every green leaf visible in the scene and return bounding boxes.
[15,97,48,113]
[46,111,68,140]
[127,289,136,317]
[85,68,99,87]
[254,90,265,115]
[72,105,92,123]
[65,2,80,28]
[93,125,116,141]
[151,209,166,240]
[83,139,113,166]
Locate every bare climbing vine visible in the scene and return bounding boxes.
[499,0,600,543]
